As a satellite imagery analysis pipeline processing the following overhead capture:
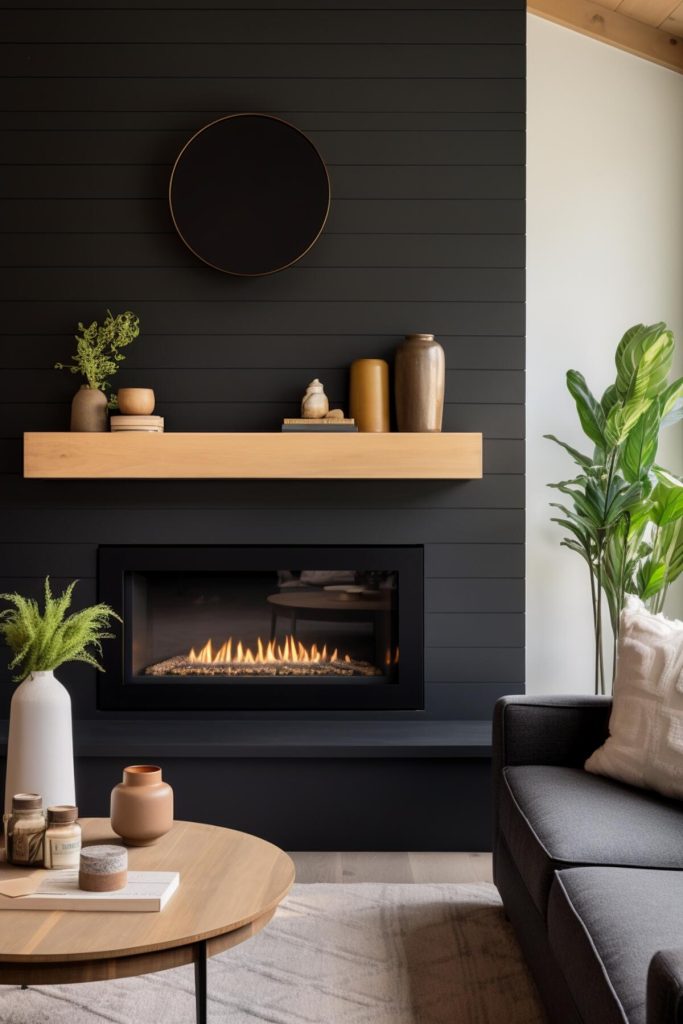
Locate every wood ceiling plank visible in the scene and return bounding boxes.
[659,0,683,35]
[529,0,683,72]
[616,0,681,28]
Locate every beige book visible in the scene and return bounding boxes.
[0,869,179,912]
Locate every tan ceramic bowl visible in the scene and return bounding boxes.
[117,388,155,416]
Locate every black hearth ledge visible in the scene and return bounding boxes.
[0,719,491,759]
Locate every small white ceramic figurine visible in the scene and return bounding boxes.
[301,379,330,419]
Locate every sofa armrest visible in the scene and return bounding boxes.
[648,950,683,1024]
[493,695,612,775]
[492,695,613,884]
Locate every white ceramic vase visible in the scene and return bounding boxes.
[3,670,76,817]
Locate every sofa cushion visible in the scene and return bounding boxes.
[500,764,683,916]
[585,597,683,801]
[548,867,683,1024]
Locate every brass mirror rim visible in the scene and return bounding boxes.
[168,112,331,278]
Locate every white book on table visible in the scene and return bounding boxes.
[0,870,179,912]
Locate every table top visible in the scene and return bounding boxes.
[0,819,295,964]
[268,590,391,612]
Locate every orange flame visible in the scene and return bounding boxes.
[188,635,340,666]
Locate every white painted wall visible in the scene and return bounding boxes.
[527,15,683,694]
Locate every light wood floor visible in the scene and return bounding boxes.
[289,852,493,884]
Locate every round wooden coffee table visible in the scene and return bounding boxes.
[0,819,294,1023]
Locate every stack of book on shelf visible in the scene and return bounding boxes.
[111,416,164,433]
[281,418,358,433]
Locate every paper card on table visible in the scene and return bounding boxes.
[0,867,45,898]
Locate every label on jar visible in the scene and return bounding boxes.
[11,828,44,865]
[45,836,81,869]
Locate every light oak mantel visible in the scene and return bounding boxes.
[23,432,483,481]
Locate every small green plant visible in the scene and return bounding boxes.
[0,578,121,680]
[55,310,140,401]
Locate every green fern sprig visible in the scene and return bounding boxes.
[0,578,121,681]
[55,309,140,395]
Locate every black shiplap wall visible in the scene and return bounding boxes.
[0,0,525,721]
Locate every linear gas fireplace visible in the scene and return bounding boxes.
[98,546,423,711]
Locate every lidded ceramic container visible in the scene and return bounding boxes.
[110,764,173,847]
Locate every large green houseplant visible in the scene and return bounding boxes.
[547,323,683,694]
[0,578,120,814]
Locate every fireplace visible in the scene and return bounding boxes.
[97,546,423,710]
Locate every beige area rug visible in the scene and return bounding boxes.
[0,883,545,1024]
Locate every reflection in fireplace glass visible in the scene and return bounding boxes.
[133,569,398,683]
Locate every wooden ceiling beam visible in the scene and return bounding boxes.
[529,0,683,73]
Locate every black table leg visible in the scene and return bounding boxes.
[195,940,208,1024]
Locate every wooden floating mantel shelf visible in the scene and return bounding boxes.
[23,432,483,480]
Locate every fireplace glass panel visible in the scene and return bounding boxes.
[131,569,398,683]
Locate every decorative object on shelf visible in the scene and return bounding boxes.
[55,310,140,430]
[110,415,164,434]
[301,378,330,419]
[349,358,390,432]
[545,321,683,695]
[117,388,155,416]
[69,385,109,433]
[169,113,330,276]
[0,578,121,816]
[79,845,128,892]
[282,417,357,433]
[4,793,46,866]
[394,333,445,433]
[44,805,81,869]
[110,764,174,847]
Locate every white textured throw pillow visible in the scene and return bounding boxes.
[585,597,683,800]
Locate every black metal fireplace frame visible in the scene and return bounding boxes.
[97,545,423,711]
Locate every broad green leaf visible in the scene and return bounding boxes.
[637,559,667,600]
[615,323,674,402]
[566,370,606,449]
[621,402,661,483]
[650,473,683,526]
[604,394,653,446]
[661,398,683,429]
[600,384,620,417]
[659,376,683,419]
[544,434,593,470]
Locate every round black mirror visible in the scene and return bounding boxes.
[169,113,330,277]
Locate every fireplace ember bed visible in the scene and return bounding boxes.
[98,546,423,711]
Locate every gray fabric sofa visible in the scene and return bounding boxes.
[493,695,683,1024]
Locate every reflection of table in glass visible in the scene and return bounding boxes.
[267,591,393,669]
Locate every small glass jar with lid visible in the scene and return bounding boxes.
[5,793,46,866]
[44,805,81,869]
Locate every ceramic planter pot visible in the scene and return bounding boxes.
[117,388,156,416]
[4,670,76,817]
[110,765,174,846]
[70,386,108,432]
[394,333,445,432]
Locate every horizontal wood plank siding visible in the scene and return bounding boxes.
[0,0,525,721]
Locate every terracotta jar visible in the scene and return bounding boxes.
[110,765,173,847]
[349,359,390,432]
[117,388,155,416]
[394,333,445,432]
[70,386,108,432]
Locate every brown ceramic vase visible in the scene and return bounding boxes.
[110,765,174,847]
[394,333,445,432]
[70,386,108,432]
